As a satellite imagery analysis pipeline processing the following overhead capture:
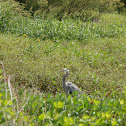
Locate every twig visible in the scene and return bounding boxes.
[17,95,29,114]
[7,75,13,100]
[7,75,16,124]
[15,95,19,120]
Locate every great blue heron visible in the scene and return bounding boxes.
[61,68,82,94]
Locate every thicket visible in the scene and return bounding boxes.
[0,0,30,32]
[15,0,124,21]
[0,0,125,23]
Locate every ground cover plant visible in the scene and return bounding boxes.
[0,81,126,125]
[0,0,126,125]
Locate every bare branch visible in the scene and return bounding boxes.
[7,75,13,100]
[17,96,29,114]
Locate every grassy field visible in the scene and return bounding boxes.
[0,13,126,125]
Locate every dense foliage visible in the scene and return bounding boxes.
[0,0,125,40]
[15,0,124,20]
[0,82,126,125]
[0,32,126,95]
[0,0,126,95]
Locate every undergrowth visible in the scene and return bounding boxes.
[0,34,126,96]
[0,82,126,125]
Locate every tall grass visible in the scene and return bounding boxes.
[1,16,126,41]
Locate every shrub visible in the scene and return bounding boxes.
[15,0,48,15]
[0,0,30,32]
[98,0,124,13]
[15,0,124,21]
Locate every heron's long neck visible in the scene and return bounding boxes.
[62,71,68,88]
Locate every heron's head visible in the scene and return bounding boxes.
[61,68,69,72]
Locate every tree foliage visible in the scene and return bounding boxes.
[121,0,126,6]
[0,0,30,31]
[14,0,124,21]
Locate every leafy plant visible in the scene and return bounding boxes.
[0,82,126,125]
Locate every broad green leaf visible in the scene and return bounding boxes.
[105,112,111,118]
[91,116,95,121]
[97,112,100,117]
[94,100,100,105]
[54,101,64,109]
[24,115,28,122]
[29,123,34,126]
[0,75,3,78]
[119,99,124,105]
[64,116,68,123]
[95,119,101,125]
[39,113,46,120]
[69,117,75,125]
[0,70,2,74]
[123,91,126,96]
[102,113,105,118]
[111,119,117,126]
[54,113,58,120]
[64,117,74,125]
[83,115,90,120]
[0,93,2,97]
[0,112,3,120]
[78,124,83,126]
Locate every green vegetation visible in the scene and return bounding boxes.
[1,14,126,41]
[0,0,126,125]
[0,32,126,96]
[0,83,126,125]
[15,0,124,20]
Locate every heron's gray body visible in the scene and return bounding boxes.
[61,68,82,94]
[63,82,82,94]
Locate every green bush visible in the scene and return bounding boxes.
[1,1,126,40]
[34,0,100,21]
[15,0,124,21]
[15,0,48,15]
[98,0,123,13]
[0,0,30,32]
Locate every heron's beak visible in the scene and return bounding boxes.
[60,69,64,72]
[60,68,67,72]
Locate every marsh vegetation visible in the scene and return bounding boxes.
[0,0,126,125]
